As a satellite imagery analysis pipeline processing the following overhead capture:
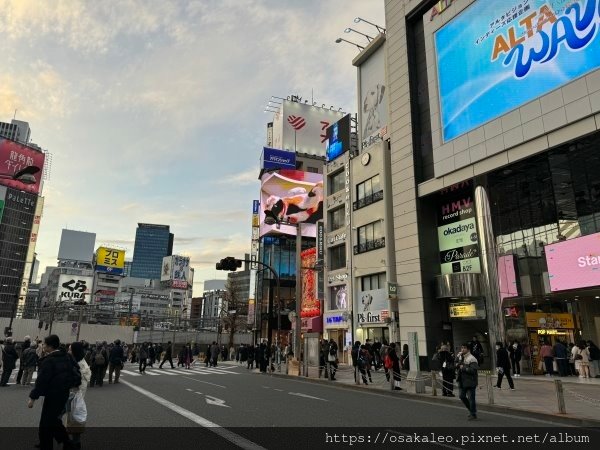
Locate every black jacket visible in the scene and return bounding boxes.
[496,347,511,370]
[1,342,18,369]
[29,350,76,399]
[109,345,125,365]
[22,347,39,368]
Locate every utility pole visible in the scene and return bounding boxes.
[75,302,84,341]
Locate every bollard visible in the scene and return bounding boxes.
[485,373,494,405]
[431,371,437,396]
[554,379,566,414]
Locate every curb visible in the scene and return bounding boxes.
[268,372,600,428]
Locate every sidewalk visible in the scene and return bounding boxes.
[282,364,600,425]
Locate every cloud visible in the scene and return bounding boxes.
[220,168,259,186]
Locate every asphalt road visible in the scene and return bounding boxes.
[1,361,599,449]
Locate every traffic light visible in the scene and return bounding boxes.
[215,257,242,271]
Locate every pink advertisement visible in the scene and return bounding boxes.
[545,232,600,292]
[498,254,519,301]
[0,138,45,194]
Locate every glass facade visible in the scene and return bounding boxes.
[130,224,173,279]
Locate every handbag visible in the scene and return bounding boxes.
[65,391,87,433]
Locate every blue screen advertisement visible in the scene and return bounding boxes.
[435,0,600,142]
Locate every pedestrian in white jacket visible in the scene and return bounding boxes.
[67,342,91,449]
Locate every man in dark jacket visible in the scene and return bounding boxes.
[437,344,455,397]
[147,343,156,367]
[159,341,174,368]
[456,342,479,420]
[28,334,79,450]
[495,342,514,389]
[108,339,125,383]
[15,335,32,384]
[553,340,569,377]
[0,337,19,386]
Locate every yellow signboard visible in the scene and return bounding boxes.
[449,303,476,318]
[525,312,575,329]
[96,247,125,274]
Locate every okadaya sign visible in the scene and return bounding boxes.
[56,274,93,303]
[437,181,481,274]
[434,0,600,142]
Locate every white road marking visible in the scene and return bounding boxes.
[120,380,264,450]
[186,388,194,392]
[182,376,226,389]
[120,370,142,377]
[205,395,230,408]
[143,371,160,376]
[288,392,328,401]
[194,391,203,395]
[274,389,284,392]
[261,386,270,389]
[150,369,177,375]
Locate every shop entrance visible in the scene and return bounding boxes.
[362,327,390,345]
[327,329,348,363]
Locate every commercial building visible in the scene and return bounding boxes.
[200,280,226,330]
[130,223,173,279]
[378,0,600,372]
[0,119,31,144]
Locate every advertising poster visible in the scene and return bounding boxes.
[0,138,46,194]
[356,288,388,324]
[545,231,600,291]
[325,114,351,162]
[300,248,320,318]
[262,147,296,170]
[359,45,388,146]
[56,275,93,303]
[95,247,126,275]
[437,181,481,274]
[434,0,600,142]
[171,255,190,289]
[260,169,324,238]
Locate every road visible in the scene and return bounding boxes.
[1,361,598,449]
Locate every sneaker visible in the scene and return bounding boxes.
[494,385,501,389]
[510,388,516,390]
[467,415,477,420]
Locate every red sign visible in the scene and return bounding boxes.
[300,247,321,318]
[0,138,45,194]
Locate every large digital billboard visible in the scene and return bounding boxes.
[325,114,351,162]
[261,147,296,170]
[259,170,323,238]
[162,255,190,289]
[434,0,600,142]
[0,138,46,194]
[95,247,126,275]
[545,231,600,291]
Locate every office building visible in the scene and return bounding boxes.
[130,223,173,279]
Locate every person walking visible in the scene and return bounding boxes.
[247,344,255,370]
[495,342,515,390]
[159,342,175,369]
[21,342,39,386]
[437,343,455,397]
[553,340,569,377]
[351,341,361,383]
[182,344,193,369]
[388,342,402,390]
[587,341,600,378]
[456,342,479,420]
[28,334,81,450]
[357,344,372,385]
[571,342,582,376]
[108,339,125,384]
[147,343,156,367]
[15,335,32,385]
[327,339,338,380]
[540,341,554,376]
[138,343,148,373]
[89,344,108,387]
[67,342,91,450]
[0,337,18,386]
[400,344,410,372]
[578,341,591,378]
[508,341,522,377]
[209,342,219,368]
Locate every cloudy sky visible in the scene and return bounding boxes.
[0,0,385,294]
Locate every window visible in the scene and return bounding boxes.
[307,166,319,173]
[360,272,386,291]
[354,175,383,210]
[329,170,345,195]
[354,221,385,254]
[328,206,345,231]
[328,244,346,270]
[329,285,348,310]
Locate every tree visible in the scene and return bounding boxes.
[221,276,249,348]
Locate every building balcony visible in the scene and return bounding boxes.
[353,190,384,211]
[353,237,385,255]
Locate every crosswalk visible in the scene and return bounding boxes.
[4,362,240,385]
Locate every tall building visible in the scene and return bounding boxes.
[0,119,31,144]
[130,223,173,279]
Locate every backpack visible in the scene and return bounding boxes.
[383,354,393,369]
[94,351,105,366]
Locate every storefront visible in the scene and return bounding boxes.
[323,309,350,363]
[354,288,391,346]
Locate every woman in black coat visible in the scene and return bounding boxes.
[388,343,402,390]
[495,342,515,389]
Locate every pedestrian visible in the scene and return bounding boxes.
[210,342,219,367]
[540,340,554,376]
[229,345,235,361]
[259,341,269,373]
[15,335,32,385]
[67,342,91,450]
[351,341,361,383]
[553,340,569,377]
[89,344,108,387]
[28,334,81,450]
[380,340,391,381]
[508,340,522,377]
[240,344,248,366]
[587,341,600,378]
[456,342,479,420]
[177,346,185,367]
[0,337,18,386]
[388,342,402,390]
[183,343,193,369]
[372,339,382,370]
[578,341,591,378]
[358,344,372,385]
[469,335,484,366]
[568,343,577,376]
[401,343,410,371]
[138,343,148,373]
[437,343,455,396]
[319,340,328,379]
[247,344,255,370]
[108,339,125,383]
[495,342,515,390]
[147,343,156,367]
[327,339,338,380]
[204,344,211,367]
[21,342,39,386]
[159,342,175,369]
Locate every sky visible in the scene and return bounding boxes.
[0,0,385,295]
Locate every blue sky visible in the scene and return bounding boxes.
[0,0,384,294]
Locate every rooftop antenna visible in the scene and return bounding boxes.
[13,109,17,120]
